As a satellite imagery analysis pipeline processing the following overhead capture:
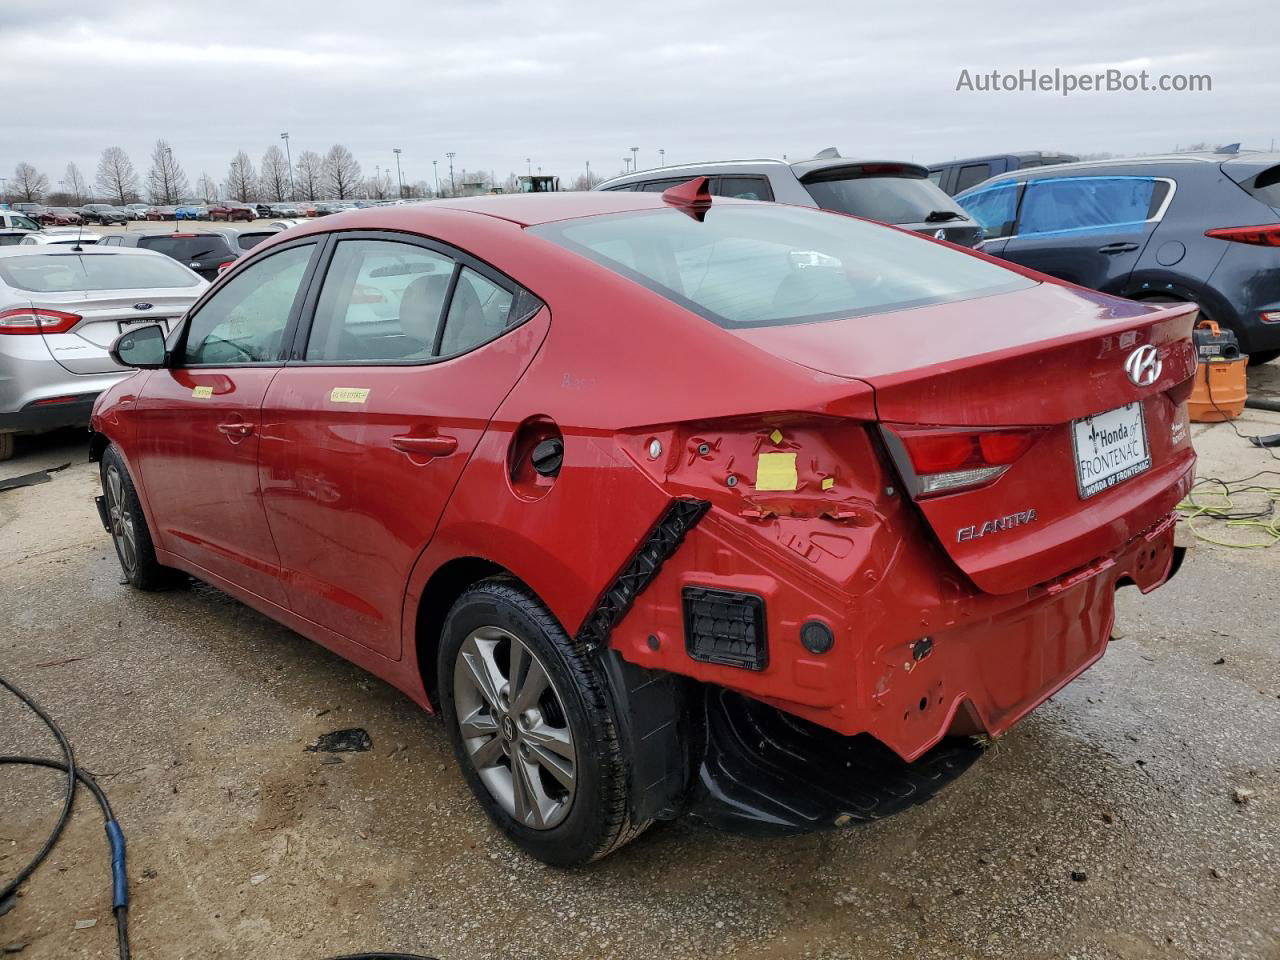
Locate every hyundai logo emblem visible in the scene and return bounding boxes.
[1124,344,1162,387]
[133,302,153,311]
[933,229,946,241]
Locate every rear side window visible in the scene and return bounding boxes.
[0,235,24,247]
[1244,166,1280,209]
[237,232,274,251]
[532,203,1033,329]
[0,252,200,292]
[803,174,967,225]
[927,170,944,187]
[1017,176,1169,236]
[139,235,235,262]
[713,177,774,201]
[955,163,993,193]
[956,182,1021,239]
[182,244,314,365]
[438,268,515,356]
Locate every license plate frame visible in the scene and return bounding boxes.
[117,317,169,336]
[1071,402,1152,500]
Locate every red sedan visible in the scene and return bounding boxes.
[208,202,256,222]
[91,182,1195,865]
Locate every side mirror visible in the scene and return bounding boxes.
[109,323,168,368]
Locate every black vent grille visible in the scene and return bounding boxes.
[683,587,767,671]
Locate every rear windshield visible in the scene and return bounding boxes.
[139,235,234,260]
[0,253,199,292]
[804,174,969,225]
[237,232,274,250]
[531,203,1032,328]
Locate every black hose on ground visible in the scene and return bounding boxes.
[1245,396,1280,413]
[1,673,437,960]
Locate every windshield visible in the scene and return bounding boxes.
[804,174,968,225]
[0,253,200,292]
[10,215,40,230]
[532,203,1030,328]
[139,236,233,260]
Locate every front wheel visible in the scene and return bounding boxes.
[438,579,649,865]
[100,445,186,591]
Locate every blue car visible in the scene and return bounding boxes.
[174,204,208,221]
[956,150,1280,363]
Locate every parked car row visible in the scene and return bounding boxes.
[951,149,1280,363]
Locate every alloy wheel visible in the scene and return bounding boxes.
[452,625,577,830]
[104,464,137,575]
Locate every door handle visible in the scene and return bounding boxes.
[217,421,255,438]
[390,434,457,458]
[1097,242,1140,255]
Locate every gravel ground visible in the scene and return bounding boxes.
[1,366,1278,960]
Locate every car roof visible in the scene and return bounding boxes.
[395,190,752,227]
[974,150,1279,187]
[596,156,930,190]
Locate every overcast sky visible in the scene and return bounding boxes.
[4,0,1275,193]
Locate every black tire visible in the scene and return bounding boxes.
[0,433,14,462]
[99,445,186,591]
[1247,349,1280,366]
[438,578,648,865]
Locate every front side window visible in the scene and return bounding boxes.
[305,239,456,362]
[956,182,1021,239]
[181,243,314,365]
[1017,176,1166,237]
[532,203,1033,329]
[11,215,40,231]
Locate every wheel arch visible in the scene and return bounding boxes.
[412,555,510,708]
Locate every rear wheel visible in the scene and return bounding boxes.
[100,445,185,591]
[0,433,14,462]
[1247,349,1280,366]
[438,579,647,865]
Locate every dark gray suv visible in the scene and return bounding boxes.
[955,151,1280,362]
[597,154,984,249]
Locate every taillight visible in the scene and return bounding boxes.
[1205,224,1280,247]
[0,307,82,335]
[887,426,1043,497]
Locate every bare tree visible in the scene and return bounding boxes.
[224,151,258,202]
[260,145,290,202]
[197,172,218,202]
[322,144,362,200]
[96,147,140,205]
[502,172,520,194]
[294,150,324,201]
[364,169,394,200]
[64,162,90,204]
[147,140,189,204]
[404,180,432,199]
[12,162,49,203]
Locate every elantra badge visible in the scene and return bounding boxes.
[133,302,153,311]
[957,508,1037,543]
[1124,344,1162,387]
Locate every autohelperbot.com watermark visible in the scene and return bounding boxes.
[956,67,1212,96]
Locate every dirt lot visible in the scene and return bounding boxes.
[2,367,1279,960]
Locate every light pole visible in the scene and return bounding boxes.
[630,146,639,172]
[163,145,174,204]
[585,160,590,187]
[623,157,631,174]
[526,157,532,177]
[393,148,404,199]
[658,148,665,167]
[280,132,294,200]
[446,152,456,197]
[432,160,439,197]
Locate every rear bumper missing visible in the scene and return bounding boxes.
[609,496,1183,764]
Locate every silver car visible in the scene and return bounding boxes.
[0,245,207,460]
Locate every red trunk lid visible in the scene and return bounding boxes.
[736,282,1198,594]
